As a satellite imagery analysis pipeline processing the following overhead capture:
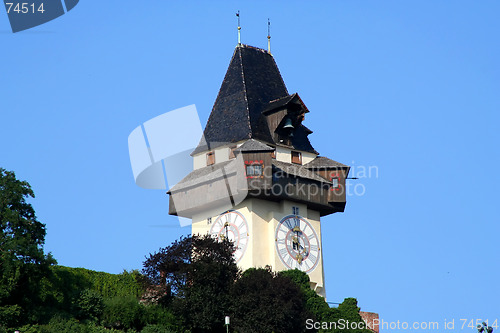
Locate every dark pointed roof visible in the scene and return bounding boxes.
[192,44,289,155]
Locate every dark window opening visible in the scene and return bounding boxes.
[291,151,302,164]
[207,152,215,166]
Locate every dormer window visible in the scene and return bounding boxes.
[246,163,263,177]
[291,151,302,164]
[206,151,215,166]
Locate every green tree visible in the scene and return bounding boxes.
[280,269,331,322]
[76,289,104,322]
[142,235,192,303]
[230,267,310,333]
[143,234,238,332]
[0,168,55,327]
[280,270,373,333]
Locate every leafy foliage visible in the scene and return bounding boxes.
[140,324,175,333]
[281,270,373,333]
[141,305,179,331]
[16,317,125,333]
[48,266,145,300]
[230,267,310,333]
[76,289,104,321]
[0,168,56,327]
[142,235,192,301]
[28,266,146,324]
[280,269,331,321]
[101,295,144,330]
[143,236,373,333]
[0,169,177,332]
[143,234,238,332]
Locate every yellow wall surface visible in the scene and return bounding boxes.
[191,198,326,297]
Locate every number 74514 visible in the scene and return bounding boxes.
[5,3,45,14]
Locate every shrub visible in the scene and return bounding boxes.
[141,305,180,331]
[16,320,127,333]
[14,324,42,333]
[42,317,84,333]
[77,289,104,321]
[0,304,22,328]
[102,295,145,331]
[141,324,174,333]
[50,266,145,300]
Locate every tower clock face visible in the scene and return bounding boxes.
[210,210,249,263]
[275,215,320,273]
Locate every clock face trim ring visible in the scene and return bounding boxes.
[210,210,249,263]
[275,215,320,273]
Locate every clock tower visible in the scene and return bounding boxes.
[168,44,350,298]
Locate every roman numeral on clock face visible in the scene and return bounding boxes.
[286,255,294,267]
[308,253,317,264]
[237,219,245,230]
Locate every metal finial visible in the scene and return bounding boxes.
[236,11,241,45]
[267,18,271,54]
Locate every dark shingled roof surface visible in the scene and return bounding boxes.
[272,160,328,183]
[263,94,297,114]
[234,139,274,152]
[168,160,236,192]
[304,156,349,169]
[263,93,309,115]
[168,156,339,193]
[192,44,289,155]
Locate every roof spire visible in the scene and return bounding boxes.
[267,18,271,54]
[236,11,241,45]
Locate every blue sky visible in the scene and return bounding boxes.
[1,1,499,330]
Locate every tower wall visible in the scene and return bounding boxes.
[191,198,326,298]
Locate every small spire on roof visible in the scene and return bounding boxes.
[236,11,241,45]
[267,18,271,54]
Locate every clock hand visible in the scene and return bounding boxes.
[292,235,308,256]
[292,226,302,251]
[224,222,229,240]
[296,253,303,264]
[292,235,299,251]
